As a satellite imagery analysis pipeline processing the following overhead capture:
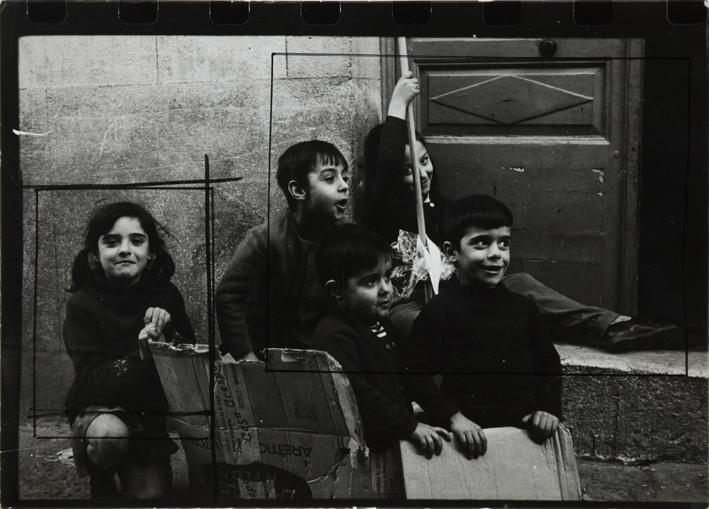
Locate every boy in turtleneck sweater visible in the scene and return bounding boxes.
[403,195,562,460]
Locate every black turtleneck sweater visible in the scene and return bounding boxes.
[403,279,562,428]
[63,276,195,423]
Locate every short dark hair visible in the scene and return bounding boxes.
[276,140,348,209]
[315,223,393,287]
[444,194,514,247]
[69,201,175,291]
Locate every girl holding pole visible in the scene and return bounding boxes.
[362,68,679,352]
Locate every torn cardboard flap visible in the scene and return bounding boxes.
[400,425,581,500]
[149,341,212,427]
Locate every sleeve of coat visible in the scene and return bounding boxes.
[316,328,419,444]
[366,116,409,239]
[373,116,408,202]
[215,227,267,358]
[402,302,461,425]
[63,297,152,415]
[527,299,563,419]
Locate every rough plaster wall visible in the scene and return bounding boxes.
[18,35,383,416]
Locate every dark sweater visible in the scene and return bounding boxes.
[312,311,418,451]
[215,210,330,358]
[403,280,562,428]
[366,115,450,246]
[63,276,195,423]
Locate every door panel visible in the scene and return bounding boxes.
[402,38,642,310]
[427,66,604,132]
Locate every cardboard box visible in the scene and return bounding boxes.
[400,425,582,500]
[151,343,580,501]
[149,343,403,500]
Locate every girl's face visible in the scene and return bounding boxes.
[97,216,151,285]
[403,140,433,199]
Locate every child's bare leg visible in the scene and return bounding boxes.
[118,457,172,500]
[85,413,130,469]
[82,412,130,499]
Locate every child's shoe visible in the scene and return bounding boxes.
[604,319,682,352]
[87,468,120,500]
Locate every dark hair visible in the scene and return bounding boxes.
[276,140,348,209]
[68,201,175,291]
[363,123,437,199]
[315,223,393,288]
[444,195,514,247]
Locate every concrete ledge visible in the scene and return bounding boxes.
[558,344,708,377]
[560,345,708,463]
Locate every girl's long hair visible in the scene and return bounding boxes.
[363,123,441,204]
[68,201,175,292]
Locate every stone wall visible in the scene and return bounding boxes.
[18,36,383,416]
[564,371,708,463]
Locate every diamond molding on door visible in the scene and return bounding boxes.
[426,67,604,130]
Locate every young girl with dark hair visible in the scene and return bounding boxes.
[63,201,195,500]
[362,72,679,352]
[363,120,450,248]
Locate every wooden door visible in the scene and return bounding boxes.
[396,38,643,311]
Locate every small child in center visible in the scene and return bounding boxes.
[312,223,450,457]
[404,195,562,459]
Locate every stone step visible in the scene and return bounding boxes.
[558,345,708,463]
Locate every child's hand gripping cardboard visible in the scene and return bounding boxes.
[449,411,487,459]
[521,411,560,444]
[409,422,452,459]
[137,306,172,360]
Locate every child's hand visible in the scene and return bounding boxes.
[449,411,487,459]
[143,307,171,336]
[521,411,560,443]
[409,422,451,459]
[388,71,420,120]
[137,324,158,360]
[138,323,159,342]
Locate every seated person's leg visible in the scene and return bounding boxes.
[87,469,120,500]
[118,456,173,500]
[80,412,130,499]
[501,272,620,336]
[85,413,130,469]
[502,272,680,351]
